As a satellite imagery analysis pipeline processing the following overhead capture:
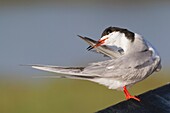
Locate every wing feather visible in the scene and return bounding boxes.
[82,50,154,81]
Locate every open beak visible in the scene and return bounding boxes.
[87,37,108,51]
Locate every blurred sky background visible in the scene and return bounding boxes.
[0,0,170,113]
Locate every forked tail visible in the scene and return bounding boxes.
[29,64,97,79]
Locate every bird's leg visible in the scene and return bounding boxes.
[123,86,140,101]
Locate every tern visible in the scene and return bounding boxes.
[30,27,161,101]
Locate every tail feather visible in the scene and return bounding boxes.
[31,65,84,75]
[29,64,98,79]
[78,35,123,59]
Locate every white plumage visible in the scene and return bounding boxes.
[30,27,162,101]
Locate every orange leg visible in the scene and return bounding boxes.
[123,86,140,101]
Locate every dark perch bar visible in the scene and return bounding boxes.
[96,83,170,113]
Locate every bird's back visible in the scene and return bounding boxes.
[82,49,161,89]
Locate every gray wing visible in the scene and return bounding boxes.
[82,50,154,80]
[28,64,99,79]
[31,65,84,75]
[78,35,123,59]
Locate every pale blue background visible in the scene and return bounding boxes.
[0,1,170,75]
[0,1,170,113]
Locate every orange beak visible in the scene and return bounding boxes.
[87,37,108,51]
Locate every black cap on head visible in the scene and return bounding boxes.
[101,27,135,42]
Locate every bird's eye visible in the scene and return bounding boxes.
[106,28,113,35]
[101,27,113,37]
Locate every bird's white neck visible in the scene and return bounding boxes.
[110,33,149,54]
[102,32,158,56]
[113,34,132,54]
[103,32,132,54]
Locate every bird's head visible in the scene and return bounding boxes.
[87,27,135,51]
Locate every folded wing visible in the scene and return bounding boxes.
[82,50,155,80]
